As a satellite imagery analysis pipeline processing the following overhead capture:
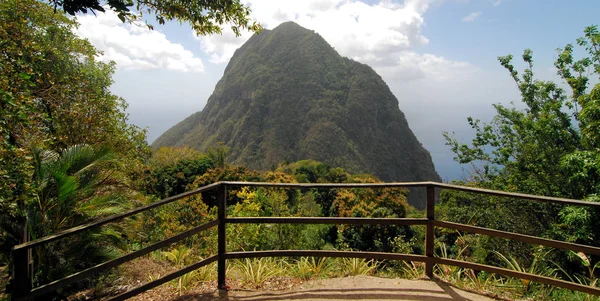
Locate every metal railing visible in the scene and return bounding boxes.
[11,181,600,300]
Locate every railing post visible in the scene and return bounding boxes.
[12,246,31,300]
[217,184,227,290]
[425,185,435,278]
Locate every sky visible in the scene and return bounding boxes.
[73,0,600,181]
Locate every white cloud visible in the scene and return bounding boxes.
[197,0,435,64]
[74,10,204,72]
[195,29,254,64]
[376,52,478,82]
[461,11,481,22]
[195,0,474,84]
[493,0,503,7]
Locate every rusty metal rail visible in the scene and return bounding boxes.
[11,181,600,300]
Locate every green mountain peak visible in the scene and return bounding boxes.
[153,21,440,208]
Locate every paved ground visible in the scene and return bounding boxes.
[170,276,498,301]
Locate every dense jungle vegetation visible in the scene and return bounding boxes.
[1,0,600,300]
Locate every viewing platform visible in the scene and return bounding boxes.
[130,276,496,301]
[12,181,600,300]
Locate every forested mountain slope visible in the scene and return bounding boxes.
[153,22,440,207]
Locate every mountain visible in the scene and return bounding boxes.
[153,21,441,208]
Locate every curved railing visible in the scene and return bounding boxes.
[11,181,600,300]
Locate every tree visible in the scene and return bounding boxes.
[47,0,262,36]
[149,146,204,169]
[332,174,411,253]
[143,146,214,198]
[1,0,148,157]
[440,25,600,275]
[1,0,149,289]
[18,145,133,295]
[145,157,214,199]
[444,25,600,201]
[207,142,230,169]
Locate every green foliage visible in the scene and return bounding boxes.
[168,262,216,294]
[48,0,262,36]
[444,25,600,200]
[162,245,193,267]
[436,188,557,264]
[288,257,331,280]
[227,187,330,251]
[160,246,217,294]
[207,142,229,169]
[444,25,600,202]
[333,175,413,253]
[1,0,148,249]
[282,160,336,183]
[339,258,376,276]
[195,262,217,282]
[232,257,280,288]
[27,145,132,288]
[173,270,198,293]
[145,156,213,199]
[126,194,216,250]
[1,1,149,294]
[1,0,148,155]
[190,165,262,207]
[441,24,600,299]
[556,251,600,287]
[493,249,555,294]
[400,261,425,279]
[149,146,205,169]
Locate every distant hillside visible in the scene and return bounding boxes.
[153,21,440,208]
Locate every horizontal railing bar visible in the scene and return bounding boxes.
[106,255,218,301]
[24,220,218,299]
[227,217,428,226]
[16,181,595,252]
[433,257,600,296]
[435,221,600,256]
[14,182,220,251]
[433,182,600,208]
[223,181,599,207]
[225,250,427,262]
[221,181,434,189]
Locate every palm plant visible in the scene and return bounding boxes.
[289,257,331,280]
[162,245,193,266]
[434,242,468,283]
[233,257,280,288]
[340,258,376,276]
[571,252,600,287]
[493,249,555,294]
[26,144,132,288]
[401,261,425,279]
[554,251,600,287]
[463,269,498,292]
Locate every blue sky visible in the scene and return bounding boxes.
[422,1,599,68]
[74,0,600,181]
